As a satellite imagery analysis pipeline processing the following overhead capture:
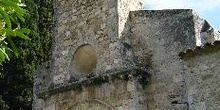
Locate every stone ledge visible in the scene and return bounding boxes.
[179,41,220,59]
[130,9,193,19]
[35,68,150,99]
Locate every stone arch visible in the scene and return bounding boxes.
[67,99,116,110]
[57,99,116,110]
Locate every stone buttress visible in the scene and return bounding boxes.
[129,9,220,109]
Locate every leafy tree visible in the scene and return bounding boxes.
[0,0,30,64]
[0,0,53,109]
[0,95,8,110]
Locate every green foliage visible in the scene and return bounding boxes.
[0,0,30,64]
[0,0,53,109]
[0,95,8,110]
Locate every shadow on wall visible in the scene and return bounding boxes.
[179,41,220,59]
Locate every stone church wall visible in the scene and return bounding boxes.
[50,0,143,85]
[129,10,194,110]
[34,62,149,110]
[182,43,220,110]
[33,0,220,109]
[129,9,220,109]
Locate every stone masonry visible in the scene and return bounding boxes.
[33,0,220,110]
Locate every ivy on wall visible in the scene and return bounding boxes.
[0,0,53,109]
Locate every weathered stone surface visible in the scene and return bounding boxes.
[129,9,220,110]
[50,0,144,85]
[33,72,148,110]
[71,44,97,77]
[181,43,220,110]
[33,0,220,110]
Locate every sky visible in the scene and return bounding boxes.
[144,0,220,31]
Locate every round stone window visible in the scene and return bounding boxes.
[71,44,97,77]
